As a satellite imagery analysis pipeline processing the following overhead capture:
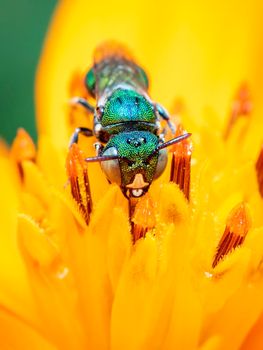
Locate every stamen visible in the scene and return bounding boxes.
[212,202,251,268]
[170,125,192,200]
[129,194,156,242]
[10,128,36,179]
[256,145,263,198]
[224,83,252,140]
[66,144,92,225]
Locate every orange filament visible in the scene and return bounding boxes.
[170,124,192,200]
[212,202,251,268]
[66,144,92,225]
[224,83,252,140]
[256,145,263,198]
[129,193,156,242]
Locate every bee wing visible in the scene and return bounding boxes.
[94,41,134,65]
[93,41,149,99]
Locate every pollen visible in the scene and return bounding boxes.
[129,193,156,242]
[212,202,251,268]
[170,124,192,200]
[66,143,92,225]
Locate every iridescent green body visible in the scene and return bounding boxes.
[102,90,155,129]
[87,48,149,98]
[86,46,157,136]
[76,43,188,198]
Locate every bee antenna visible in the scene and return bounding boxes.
[157,132,191,150]
[85,155,119,163]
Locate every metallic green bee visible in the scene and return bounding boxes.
[70,42,190,198]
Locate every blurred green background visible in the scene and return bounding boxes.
[0,0,57,143]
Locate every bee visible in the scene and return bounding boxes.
[70,42,190,198]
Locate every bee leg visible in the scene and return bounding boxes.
[93,142,104,156]
[155,103,176,134]
[69,127,93,147]
[70,96,95,113]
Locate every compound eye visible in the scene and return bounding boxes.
[153,148,168,179]
[100,147,121,185]
[85,68,95,96]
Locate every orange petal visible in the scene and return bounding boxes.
[0,156,38,326]
[37,0,263,148]
[0,306,56,350]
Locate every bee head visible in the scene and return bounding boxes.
[85,131,191,198]
[100,131,167,197]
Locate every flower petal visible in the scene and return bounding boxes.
[37,0,263,147]
[0,156,38,326]
[0,306,56,350]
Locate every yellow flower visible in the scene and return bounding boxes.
[1,1,263,349]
